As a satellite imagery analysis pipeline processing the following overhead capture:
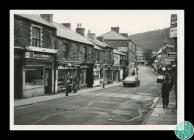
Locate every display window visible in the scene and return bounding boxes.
[25,66,44,87]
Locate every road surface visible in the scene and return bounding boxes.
[14,65,162,125]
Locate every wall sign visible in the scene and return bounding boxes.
[25,51,53,61]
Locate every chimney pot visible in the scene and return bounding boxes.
[76,23,85,36]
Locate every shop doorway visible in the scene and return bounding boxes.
[45,68,52,94]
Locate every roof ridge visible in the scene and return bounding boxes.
[98,30,128,40]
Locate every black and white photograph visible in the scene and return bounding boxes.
[10,10,184,130]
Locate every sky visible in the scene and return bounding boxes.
[52,10,175,36]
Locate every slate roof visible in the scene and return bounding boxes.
[155,44,174,56]
[51,22,94,45]
[98,31,129,40]
[87,38,113,49]
[93,45,104,51]
[16,14,55,28]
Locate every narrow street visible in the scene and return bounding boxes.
[14,65,162,125]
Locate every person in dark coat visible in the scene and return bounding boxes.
[161,76,172,109]
[131,70,135,76]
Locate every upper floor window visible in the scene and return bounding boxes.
[31,25,42,47]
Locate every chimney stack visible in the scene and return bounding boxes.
[97,36,104,42]
[87,31,96,40]
[120,33,128,38]
[40,14,53,22]
[111,26,119,33]
[76,23,85,36]
[62,23,71,29]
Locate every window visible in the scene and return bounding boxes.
[25,66,44,86]
[32,26,41,47]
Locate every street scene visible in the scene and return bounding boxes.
[15,66,162,125]
[11,10,179,127]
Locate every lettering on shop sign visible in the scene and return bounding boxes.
[25,52,53,61]
[25,61,51,67]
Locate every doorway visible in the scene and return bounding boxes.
[45,68,52,94]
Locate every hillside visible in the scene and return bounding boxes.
[128,28,171,52]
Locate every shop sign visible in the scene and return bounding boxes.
[33,53,52,61]
[170,27,177,38]
[170,14,177,28]
[114,66,119,70]
[94,68,100,72]
[118,47,128,52]
[25,52,34,58]
[25,51,53,61]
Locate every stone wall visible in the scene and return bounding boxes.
[14,16,55,49]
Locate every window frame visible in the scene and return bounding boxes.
[30,24,42,47]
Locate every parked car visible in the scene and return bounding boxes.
[123,75,140,87]
[157,75,165,83]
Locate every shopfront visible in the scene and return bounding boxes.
[56,62,88,93]
[23,47,56,98]
[106,65,113,84]
[93,64,101,87]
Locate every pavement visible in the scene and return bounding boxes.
[14,81,122,107]
[143,86,177,125]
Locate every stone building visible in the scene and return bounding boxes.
[136,47,146,65]
[113,49,127,82]
[14,14,57,99]
[52,22,95,93]
[98,26,136,74]
[87,31,114,84]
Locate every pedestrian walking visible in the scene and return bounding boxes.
[161,76,172,109]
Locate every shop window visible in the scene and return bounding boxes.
[80,68,86,85]
[57,69,68,93]
[31,26,41,47]
[25,66,44,86]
